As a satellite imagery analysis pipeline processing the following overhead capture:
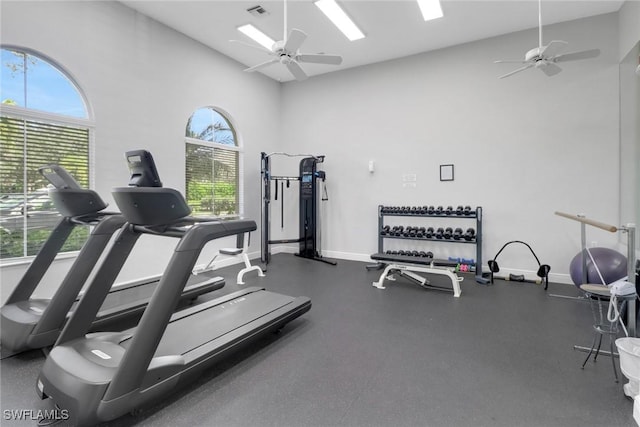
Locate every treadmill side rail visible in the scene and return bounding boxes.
[103,220,257,401]
[4,219,74,305]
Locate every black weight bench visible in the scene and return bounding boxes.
[369,253,463,297]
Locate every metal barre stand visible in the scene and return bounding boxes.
[555,211,637,349]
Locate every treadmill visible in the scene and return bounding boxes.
[1,160,224,357]
[37,151,311,426]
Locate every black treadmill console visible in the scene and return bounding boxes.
[38,165,81,189]
[37,164,108,217]
[125,150,163,187]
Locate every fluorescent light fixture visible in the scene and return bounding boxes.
[417,0,443,21]
[237,24,275,50]
[314,0,365,41]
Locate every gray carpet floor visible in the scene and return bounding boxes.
[0,254,636,426]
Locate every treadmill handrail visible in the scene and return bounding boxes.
[31,215,128,337]
[103,219,256,401]
[55,225,142,346]
[68,211,121,227]
[4,219,76,305]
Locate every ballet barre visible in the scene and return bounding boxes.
[555,211,636,336]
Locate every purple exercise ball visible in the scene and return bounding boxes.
[569,247,627,287]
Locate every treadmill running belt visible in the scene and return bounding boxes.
[121,291,296,358]
[88,271,222,314]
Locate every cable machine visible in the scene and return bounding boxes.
[261,152,336,266]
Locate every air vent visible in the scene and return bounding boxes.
[247,5,269,17]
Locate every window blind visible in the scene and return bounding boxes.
[185,142,239,217]
[0,116,90,258]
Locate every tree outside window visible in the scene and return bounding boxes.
[0,48,91,259]
[185,107,240,217]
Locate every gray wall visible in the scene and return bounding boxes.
[0,2,637,302]
[619,0,640,61]
[0,1,281,300]
[618,0,640,253]
[620,42,639,251]
[279,13,622,283]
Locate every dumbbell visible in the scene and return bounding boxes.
[426,227,434,238]
[463,206,473,216]
[435,206,444,215]
[417,227,426,238]
[427,206,435,215]
[409,227,417,238]
[436,227,444,239]
[426,251,434,258]
[380,225,391,235]
[453,227,463,240]
[445,206,454,215]
[395,225,404,236]
[385,250,392,254]
[464,228,476,241]
[455,205,464,215]
[390,251,398,255]
[419,206,427,214]
[444,227,453,239]
[411,251,420,257]
[402,226,412,237]
[410,206,418,215]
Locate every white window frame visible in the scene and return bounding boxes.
[184,108,244,218]
[0,46,94,263]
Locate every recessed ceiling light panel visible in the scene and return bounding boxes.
[237,24,275,50]
[417,0,443,21]
[314,0,365,41]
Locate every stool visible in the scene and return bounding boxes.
[196,233,265,285]
[578,284,634,382]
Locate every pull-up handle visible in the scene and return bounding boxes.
[554,211,618,233]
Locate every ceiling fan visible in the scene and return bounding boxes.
[232,0,342,81]
[494,0,600,79]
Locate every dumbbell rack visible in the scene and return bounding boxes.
[375,205,488,284]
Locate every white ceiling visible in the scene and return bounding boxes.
[120,0,624,82]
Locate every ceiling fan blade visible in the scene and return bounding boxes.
[284,29,307,53]
[540,40,568,59]
[244,59,279,72]
[230,39,273,54]
[494,59,529,64]
[498,63,534,79]
[540,62,562,77]
[554,48,601,63]
[297,53,343,65]
[286,61,308,81]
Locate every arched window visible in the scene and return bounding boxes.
[185,107,241,217]
[0,47,92,259]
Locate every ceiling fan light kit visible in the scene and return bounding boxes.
[494,0,600,79]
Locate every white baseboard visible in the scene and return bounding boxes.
[204,248,576,286]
